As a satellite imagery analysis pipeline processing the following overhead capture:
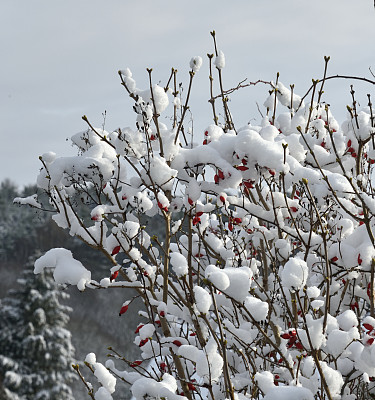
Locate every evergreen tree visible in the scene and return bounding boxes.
[0,256,76,399]
[0,181,48,263]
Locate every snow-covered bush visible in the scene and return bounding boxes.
[17,33,375,399]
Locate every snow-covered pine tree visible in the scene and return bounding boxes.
[0,255,76,400]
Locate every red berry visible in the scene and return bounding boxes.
[139,338,149,347]
[204,130,208,136]
[290,207,298,213]
[159,311,165,317]
[119,305,129,316]
[281,333,290,339]
[219,195,226,203]
[243,180,254,189]
[110,270,119,282]
[367,337,375,346]
[159,362,167,371]
[214,174,219,184]
[287,336,297,348]
[188,198,194,206]
[157,202,168,212]
[112,245,121,256]
[135,324,144,334]
[363,323,374,332]
[295,342,303,350]
[330,256,338,262]
[218,170,225,180]
[173,340,182,347]
[236,165,249,171]
[192,216,201,226]
[347,140,352,147]
[358,254,362,265]
[130,360,143,367]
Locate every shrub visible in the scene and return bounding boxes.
[17,33,375,399]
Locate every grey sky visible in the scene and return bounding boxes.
[1,0,375,187]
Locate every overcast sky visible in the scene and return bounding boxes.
[1,0,375,188]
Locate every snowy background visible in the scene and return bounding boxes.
[1,0,375,187]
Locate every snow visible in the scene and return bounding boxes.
[13,194,41,208]
[193,286,212,314]
[170,252,188,277]
[34,248,91,291]
[190,56,202,73]
[254,371,274,394]
[276,82,302,110]
[326,329,353,358]
[204,265,230,290]
[337,310,358,331]
[264,386,314,400]
[310,299,324,310]
[178,344,200,362]
[280,257,308,291]
[214,50,225,69]
[85,353,96,364]
[138,324,155,340]
[93,362,116,394]
[95,387,113,400]
[99,278,111,288]
[244,296,268,321]
[143,156,177,191]
[137,84,169,115]
[220,266,253,302]
[319,362,344,398]
[186,179,201,202]
[121,68,136,93]
[306,286,320,298]
[195,338,223,383]
[131,374,185,400]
